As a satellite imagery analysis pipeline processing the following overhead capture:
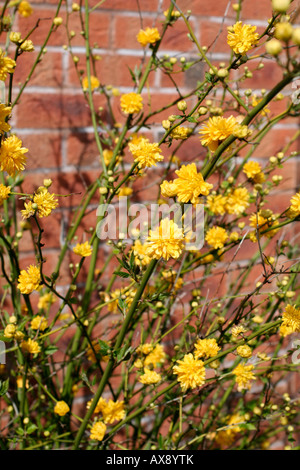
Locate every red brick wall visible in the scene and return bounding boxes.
[12,1,300,280]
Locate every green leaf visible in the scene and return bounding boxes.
[0,379,9,396]
[0,335,11,342]
[116,345,133,363]
[44,345,58,356]
[97,339,111,357]
[205,72,213,82]
[26,423,38,435]
[114,271,130,278]
[240,422,257,431]
[186,325,195,333]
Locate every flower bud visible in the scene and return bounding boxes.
[53,17,63,26]
[20,39,34,52]
[162,119,171,130]
[198,106,208,115]
[217,68,229,78]
[266,38,283,55]
[177,100,187,111]
[99,187,108,195]
[292,27,300,45]
[275,22,293,41]
[272,0,291,13]
[9,31,22,43]
[43,178,52,188]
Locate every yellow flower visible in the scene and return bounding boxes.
[118,187,133,197]
[289,192,300,217]
[173,353,206,392]
[86,396,107,414]
[233,123,253,140]
[0,135,28,176]
[0,49,16,81]
[20,39,34,52]
[120,92,143,114]
[225,187,250,215]
[170,126,192,140]
[16,375,29,389]
[215,414,244,448]
[73,241,93,257]
[207,194,227,215]
[243,161,265,182]
[132,239,152,267]
[281,304,300,333]
[249,211,279,238]
[38,292,55,310]
[194,338,220,359]
[0,184,11,205]
[101,400,126,424]
[31,315,48,331]
[205,226,228,249]
[21,338,41,354]
[163,9,180,18]
[160,180,178,198]
[171,163,213,204]
[0,103,12,134]
[199,115,239,152]
[252,315,263,324]
[128,138,163,168]
[10,31,22,44]
[33,186,58,218]
[130,132,147,145]
[54,400,70,416]
[103,149,113,166]
[236,345,252,358]
[21,201,36,219]
[231,325,247,337]
[232,363,256,392]
[144,344,166,367]
[252,95,270,116]
[17,265,41,294]
[18,1,33,17]
[279,323,294,337]
[4,324,16,339]
[136,343,153,355]
[82,75,100,91]
[90,421,106,441]
[107,287,136,314]
[137,27,161,47]
[230,231,239,242]
[227,21,259,55]
[139,368,161,385]
[145,218,185,261]
[15,330,24,342]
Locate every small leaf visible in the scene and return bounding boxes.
[26,423,38,435]
[0,379,9,396]
[44,345,58,356]
[114,271,130,278]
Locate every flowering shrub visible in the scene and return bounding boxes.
[0,0,299,451]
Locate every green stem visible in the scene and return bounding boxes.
[73,258,158,449]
